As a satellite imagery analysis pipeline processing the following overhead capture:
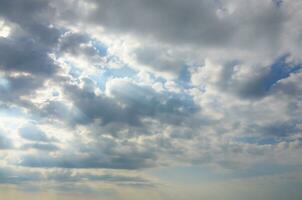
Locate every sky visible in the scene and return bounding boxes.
[0,0,302,199]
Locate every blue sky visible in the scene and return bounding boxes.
[0,0,302,199]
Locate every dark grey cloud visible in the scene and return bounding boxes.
[20,149,156,169]
[85,0,233,46]
[56,0,287,53]
[196,56,302,100]
[0,8,61,121]
[0,0,62,117]
[0,75,44,105]
[62,79,198,127]
[0,0,60,45]
[17,129,157,170]
[107,79,197,120]
[0,0,60,75]
[21,142,59,152]
[0,0,51,24]
[23,23,61,47]
[0,167,41,184]
[59,32,103,57]
[39,100,71,120]
[63,83,133,125]
[0,37,57,76]
[248,121,301,138]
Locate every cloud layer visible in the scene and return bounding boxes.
[0,0,302,199]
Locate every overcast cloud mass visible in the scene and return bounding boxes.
[0,0,302,199]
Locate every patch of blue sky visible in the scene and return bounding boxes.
[159,90,199,114]
[175,65,192,90]
[272,0,283,7]
[262,54,301,93]
[68,63,83,78]
[91,39,108,57]
[97,66,138,90]
[241,54,302,98]
[101,55,124,69]
[147,71,167,85]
